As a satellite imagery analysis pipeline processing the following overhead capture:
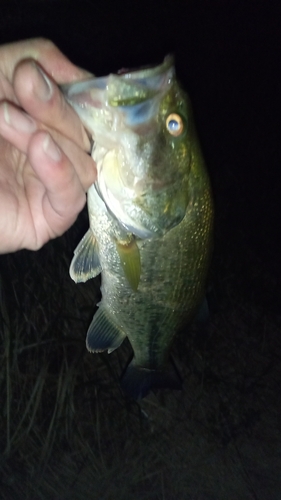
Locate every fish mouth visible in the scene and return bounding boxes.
[107,55,174,108]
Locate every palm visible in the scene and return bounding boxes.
[0,39,96,254]
[0,138,51,251]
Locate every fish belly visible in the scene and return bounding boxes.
[87,181,213,371]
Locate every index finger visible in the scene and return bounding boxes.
[0,38,91,83]
[13,60,92,151]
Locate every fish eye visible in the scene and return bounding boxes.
[166,113,184,137]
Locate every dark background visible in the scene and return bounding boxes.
[0,1,280,499]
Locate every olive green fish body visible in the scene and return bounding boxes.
[64,57,214,399]
[88,156,212,368]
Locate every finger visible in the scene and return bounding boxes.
[0,38,91,84]
[28,131,94,238]
[31,130,96,193]
[13,60,91,151]
[0,102,96,191]
[0,102,37,152]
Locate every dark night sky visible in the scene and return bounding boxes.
[1,0,280,307]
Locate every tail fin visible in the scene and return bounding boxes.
[120,357,182,400]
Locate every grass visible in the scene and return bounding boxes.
[0,209,280,499]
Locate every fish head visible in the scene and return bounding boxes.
[62,56,193,238]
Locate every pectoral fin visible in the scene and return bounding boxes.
[115,239,141,292]
[69,229,102,283]
[86,306,126,353]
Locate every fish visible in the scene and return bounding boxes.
[62,56,214,400]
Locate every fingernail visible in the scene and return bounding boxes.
[32,62,53,101]
[3,102,37,133]
[43,134,62,162]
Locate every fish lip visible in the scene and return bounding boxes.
[117,54,174,79]
[117,65,154,75]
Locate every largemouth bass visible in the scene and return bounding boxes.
[62,56,213,399]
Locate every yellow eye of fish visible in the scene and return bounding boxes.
[166,113,184,136]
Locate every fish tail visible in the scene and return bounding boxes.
[120,357,182,400]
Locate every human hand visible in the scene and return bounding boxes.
[0,38,96,254]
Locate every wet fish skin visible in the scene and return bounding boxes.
[63,57,214,399]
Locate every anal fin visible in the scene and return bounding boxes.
[86,306,126,353]
[70,229,101,283]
